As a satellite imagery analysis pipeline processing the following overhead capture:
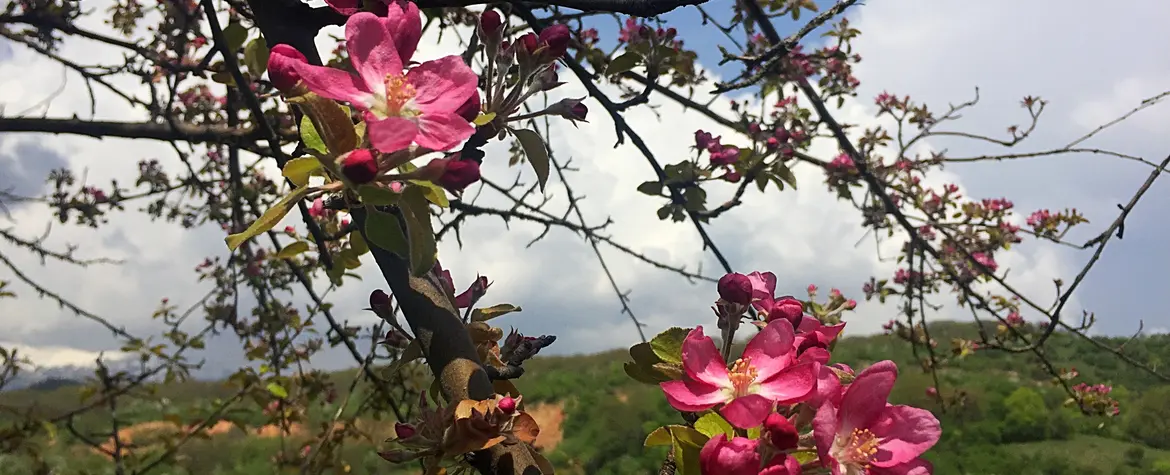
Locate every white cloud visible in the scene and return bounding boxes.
[2,0,1159,370]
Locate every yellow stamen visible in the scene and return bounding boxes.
[727,358,759,397]
[383,74,416,115]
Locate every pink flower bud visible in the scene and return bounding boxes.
[546,97,588,122]
[341,149,378,184]
[267,44,307,93]
[518,33,539,55]
[763,413,798,451]
[845,299,857,310]
[498,396,517,414]
[926,386,939,398]
[807,284,818,294]
[768,297,804,326]
[539,24,571,59]
[717,273,753,305]
[393,422,416,439]
[456,89,482,122]
[422,156,482,192]
[694,130,713,149]
[479,9,503,38]
[370,289,392,311]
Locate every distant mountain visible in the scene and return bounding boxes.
[2,358,148,392]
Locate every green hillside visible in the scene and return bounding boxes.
[2,321,1169,475]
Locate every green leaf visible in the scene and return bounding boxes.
[407,179,449,208]
[386,340,422,373]
[222,22,249,53]
[299,114,327,155]
[629,342,661,367]
[243,37,270,75]
[358,184,399,206]
[624,362,663,385]
[650,327,689,365]
[606,51,643,75]
[400,186,438,277]
[266,382,288,399]
[693,412,734,439]
[644,426,672,447]
[337,248,362,269]
[513,128,550,192]
[670,426,708,475]
[636,180,663,196]
[282,156,322,187]
[210,71,237,86]
[773,162,798,189]
[364,208,408,256]
[290,93,358,157]
[470,304,522,322]
[473,112,496,126]
[274,241,310,260]
[225,187,310,251]
[650,362,684,380]
[350,230,370,256]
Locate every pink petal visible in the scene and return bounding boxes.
[760,455,804,475]
[840,360,898,431]
[720,394,774,429]
[414,112,475,151]
[384,0,422,63]
[756,362,817,404]
[812,402,839,468]
[700,435,761,475]
[869,406,941,467]
[323,0,361,15]
[681,326,731,387]
[408,56,479,113]
[366,116,417,153]
[807,363,842,408]
[747,271,777,303]
[291,62,375,108]
[799,347,831,365]
[742,319,797,381]
[346,13,402,93]
[872,458,933,475]
[660,380,725,412]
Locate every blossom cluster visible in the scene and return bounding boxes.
[651,271,941,475]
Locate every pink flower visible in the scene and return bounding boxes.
[794,317,845,356]
[267,44,307,93]
[747,271,805,326]
[341,148,379,184]
[813,361,941,475]
[288,11,476,153]
[718,272,753,305]
[700,435,802,475]
[660,320,817,429]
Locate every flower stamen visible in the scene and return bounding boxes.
[727,357,759,398]
[383,74,417,116]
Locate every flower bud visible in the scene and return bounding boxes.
[478,9,503,39]
[763,413,799,451]
[340,149,378,184]
[518,32,539,55]
[421,156,482,192]
[393,422,416,439]
[545,97,588,123]
[456,89,482,122]
[498,396,517,414]
[538,24,571,60]
[268,44,307,93]
[717,273,753,305]
[768,297,804,326]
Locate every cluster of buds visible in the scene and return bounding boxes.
[1069,383,1120,417]
[379,392,539,471]
[475,11,587,128]
[1026,208,1088,240]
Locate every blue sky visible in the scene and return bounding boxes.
[1,0,1168,374]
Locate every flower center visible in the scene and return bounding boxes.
[727,357,759,397]
[831,428,880,473]
[382,74,417,117]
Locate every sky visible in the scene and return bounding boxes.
[1,0,1168,376]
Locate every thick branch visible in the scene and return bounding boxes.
[351,209,542,475]
[0,117,282,143]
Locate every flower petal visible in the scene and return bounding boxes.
[756,362,817,404]
[408,56,479,113]
[700,435,761,475]
[323,0,361,15]
[747,271,777,301]
[806,363,842,408]
[384,0,422,63]
[743,318,797,380]
[681,326,731,387]
[291,63,375,107]
[346,12,402,93]
[869,406,941,467]
[872,458,933,475]
[840,360,898,431]
[660,380,725,412]
[366,116,417,153]
[414,111,475,151]
[720,394,774,429]
[812,402,839,468]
